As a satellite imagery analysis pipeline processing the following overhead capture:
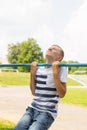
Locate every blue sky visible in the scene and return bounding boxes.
[0,0,86,63]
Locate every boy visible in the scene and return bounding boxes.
[14,44,67,130]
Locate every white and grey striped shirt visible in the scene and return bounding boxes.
[30,66,68,119]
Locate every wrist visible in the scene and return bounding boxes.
[30,72,36,76]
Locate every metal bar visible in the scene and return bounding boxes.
[0,63,87,67]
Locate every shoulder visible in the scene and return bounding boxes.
[60,67,68,73]
[59,67,68,82]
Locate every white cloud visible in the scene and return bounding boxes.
[33,25,55,54]
[0,0,85,63]
[0,0,53,62]
[0,0,53,40]
[62,0,87,62]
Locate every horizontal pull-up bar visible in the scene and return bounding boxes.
[0,63,87,67]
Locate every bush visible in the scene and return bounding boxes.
[73,70,87,75]
[1,69,18,72]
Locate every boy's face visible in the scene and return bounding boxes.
[45,45,62,62]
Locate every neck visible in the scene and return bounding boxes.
[45,59,52,68]
[46,60,53,64]
[46,57,58,64]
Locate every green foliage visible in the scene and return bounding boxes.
[7,43,20,64]
[67,60,79,74]
[7,38,45,72]
[73,70,87,74]
[62,60,87,74]
[17,38,45,72]
[7,40,87,73]
[61,60,67,63]
[1,67,18,72]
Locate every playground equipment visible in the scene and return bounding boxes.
[0,63,87,67]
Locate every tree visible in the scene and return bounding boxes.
[7,43,20,64]
[67,60,79,74]
[18,38,45,72]
[7,38,45,72]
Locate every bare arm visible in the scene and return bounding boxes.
[30,61,37,95]
[52,61,67,98]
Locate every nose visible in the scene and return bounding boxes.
[48,47,52,50]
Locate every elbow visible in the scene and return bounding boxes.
[31,90,35,96]
[32,93,35,96]
[59,90,67,98]
[60,93,66,98]
[30,87,35,96]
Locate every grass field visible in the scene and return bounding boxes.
[0,72,87,130]
[0,72,30,86]
[61,88,87,107]
[0,118,15,130]
[0,87,87,130]
[0,72,83,86]
[0,73,86,107]
[67,77,83,86]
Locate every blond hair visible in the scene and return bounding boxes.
[52,44,64,60]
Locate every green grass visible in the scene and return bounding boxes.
[61,88,87,107]
[67,77,83,86]
[0,118,15,130]
[0,73,86,129]
[1,89,87,130]
[0,72,83,86]
[0,72,30,86]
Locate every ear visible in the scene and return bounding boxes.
[56,56,62,61]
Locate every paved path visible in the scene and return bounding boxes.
[68,74,87,86]
[0,86,87,130]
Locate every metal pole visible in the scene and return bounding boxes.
[0,63,87,67]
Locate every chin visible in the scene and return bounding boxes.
[45,53,50,58]
[46,54,52,60]
[46,51,51,56]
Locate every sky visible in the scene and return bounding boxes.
[0,0,86,63]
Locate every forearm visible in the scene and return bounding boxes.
[30,73,35,96]
[52,61,67,98]
[53,74,66,98]
[30,61,37,95]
